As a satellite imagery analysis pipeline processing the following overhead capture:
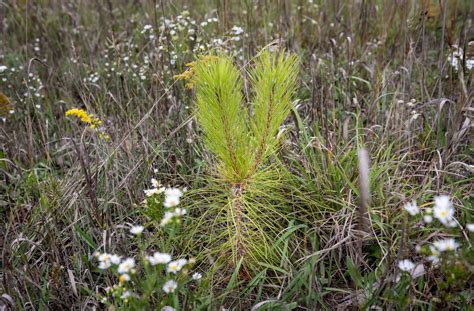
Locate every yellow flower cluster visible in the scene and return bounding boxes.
[65,108,110,139]
[173,55,219,89]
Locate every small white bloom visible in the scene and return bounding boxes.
[110,254,121,265]
[398,259,415,272]
[118,258,136,274]
[192,272,202,280]
[467,223,474,232]
[433,238,459,252]
[161,306,176,311]
[423,215,433,223]
[164,195,180,208]
[165,188,183,198]
[144,188,160,197]
[433,195,454,225]
[98,253,112,269]
[147,252,172,265]
[151,178,160,188]
[163,280,177,293]
[0,65,7,73]
[466,58,474,71]
[174,207,186,216]
[98,261,112,269]
[167,259,187,274]
[403,200,419,216]
[130,225,144,235]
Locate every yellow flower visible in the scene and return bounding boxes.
[65,108,92,124]
[173,55,219,89]
[65,108,109,139]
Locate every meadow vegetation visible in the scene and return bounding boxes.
[1,0,473,309]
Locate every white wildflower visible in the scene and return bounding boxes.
[164,195,180,208]
[174,207,186,216]
[433,195,454,225]
[110,254,121,265]
[130,225,144,235]
[466,58,474,71]
[0,65,7,73]
[165,188,183,198]
[144,188,160,197]
[403,200,419,216]
[163,280,177,293]
[398,259,415,272]
[98,253,112,269]
[167,258,187,274]
[423,215,433,223]
[146,252,172,265]
[433,238,459,252]
[192,272,202,280]
[161,306,176,311]
[151,178,160,188]
[118,258,136,274]
[467,223,474,232]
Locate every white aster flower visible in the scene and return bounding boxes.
[174,207,186,216]
[192,272,202,280]
[118,258,136,274]
[398,259,415,272]
[98,261,112,269]
[167,259,187,274]
[144,188,160,197]
[467,223,474,232]
[164,195,180,208]
[403,200,419,216]
[466,58,474,71]
[110,254,121,265]
[151,178,160,188]
[98,253,112,269]
[433,238,459,252]
[162,280,177,293]
[161,306,176,311]
[0,65,7,73]
[433,195,454,225]
[130,225,144,235]
[423,215,433,223]
[165,188,183,198]
[147,252,172,265]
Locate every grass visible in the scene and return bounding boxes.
[1,0,473,309]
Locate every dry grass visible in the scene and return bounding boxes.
[1,0,472,309]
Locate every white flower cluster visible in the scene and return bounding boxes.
[144,178,165,197]
[400,194,470,275]
[402,195,456,227]
[95,252,136,285]
[143,252,190,293]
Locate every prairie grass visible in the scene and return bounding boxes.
[1,0,473,309]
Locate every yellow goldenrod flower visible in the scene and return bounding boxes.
[65,108,92,124]
[65,108,109,139]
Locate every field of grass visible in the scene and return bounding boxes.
[1,0,473,309]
